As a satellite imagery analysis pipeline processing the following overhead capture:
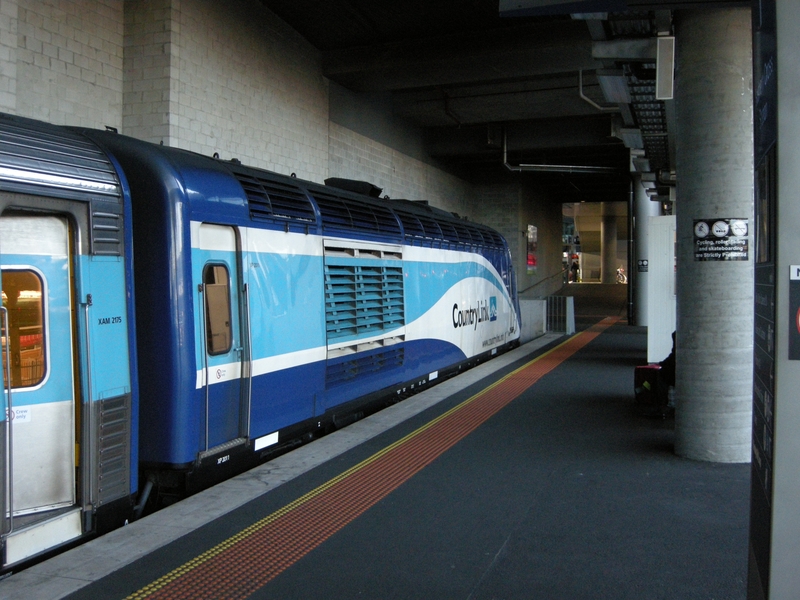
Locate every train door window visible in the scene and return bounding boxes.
[204,264,232,355]
[1,270,45,388]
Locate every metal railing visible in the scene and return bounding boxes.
[518,267,569,297]
[546,295,575,334]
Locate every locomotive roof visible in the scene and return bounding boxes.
[81,126,508,251]
[216,152,508,251]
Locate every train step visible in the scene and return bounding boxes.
[3,506,82,567]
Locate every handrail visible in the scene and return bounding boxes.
[199,283,209,453]
[1,306,13,535]
[243,282,252,439]
[518,268,569,296]
[83,294,94,508]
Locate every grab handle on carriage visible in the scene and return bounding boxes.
[1,306,14,536]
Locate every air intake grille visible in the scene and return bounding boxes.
[324,246,405,343]
[96,393,131,505]
[394,207,504,250]
[312,190,401,237]
[326,345,405,388]
[91,200,123,256]
[324,263,404,341]
[229,168,316,223]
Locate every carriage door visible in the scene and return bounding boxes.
[198,224,245,451]
[1,215,81,561]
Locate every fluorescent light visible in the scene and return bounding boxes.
[656,37,676,100]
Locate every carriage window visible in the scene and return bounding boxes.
[203,264,232,355]
[1,270,45,388]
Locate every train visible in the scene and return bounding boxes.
[0,111,520,572]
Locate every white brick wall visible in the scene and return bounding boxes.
[126,0,330,181]
[0,0,18,113]
[0,0,545,316]
[329,123,473,217]
[1,0,487,238]
[14,0,123,127]
[122,0,173,142]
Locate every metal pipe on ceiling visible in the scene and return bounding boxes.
[578,70,619,113]
[502,131,621,174]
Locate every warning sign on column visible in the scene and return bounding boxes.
[693,218,749,261]
[789,265,800,360]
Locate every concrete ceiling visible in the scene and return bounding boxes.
[259,0,749,205]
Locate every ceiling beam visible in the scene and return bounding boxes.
[592,38,657,61]
[323,21,603,92]
[424,116,620,157]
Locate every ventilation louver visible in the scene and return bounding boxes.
[230,168,316,224]
[324,262,404,342]
[90,200,123,256]
[312,190,401,238]
[326,345,405,388]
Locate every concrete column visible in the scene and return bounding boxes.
[600,205,618,284]
[122,0,178,143]
[673,8,754,462]
[633,174,661,326]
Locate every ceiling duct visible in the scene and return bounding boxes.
[620,128,644,149]
[611,119,644,149]
[597,69,631,104]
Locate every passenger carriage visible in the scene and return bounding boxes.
[0,114,138,569]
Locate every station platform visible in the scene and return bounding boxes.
[2,285,750,600]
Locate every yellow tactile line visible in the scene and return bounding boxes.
[126,317,618,599]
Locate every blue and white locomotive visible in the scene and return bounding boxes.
[0,112,520,571]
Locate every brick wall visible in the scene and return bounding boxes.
[473,182,564,297]
[15,0,123,127]
[2,0,493,234]
[329,122,472,217]
[0,0,555,310]
[125,0,330,181]
[519,184,565,296]
[122,0,173,142]
[0,0,17,113]
[472,183,521,259]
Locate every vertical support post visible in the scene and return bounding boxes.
[565,296,575,335]
[673,8,754,463]
[633,173,661,326]
[601,205,618,285]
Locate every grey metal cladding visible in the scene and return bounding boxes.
[0,114,121,203]
[96,394,131,506]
